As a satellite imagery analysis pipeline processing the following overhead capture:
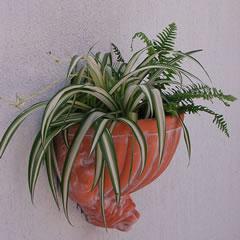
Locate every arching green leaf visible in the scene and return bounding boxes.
[150,88,166,166]
[99,129,120,203]
[117,117,147,173]
[61,111,106,223]
[45,145,60,209]
[0,102,46,158]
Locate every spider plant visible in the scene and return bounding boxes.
[0,23,236,226]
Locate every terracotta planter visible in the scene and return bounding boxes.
[55,115,182,231]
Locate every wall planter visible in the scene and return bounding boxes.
[55,115,182,231]
[0,23,235,231]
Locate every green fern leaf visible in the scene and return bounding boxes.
[111,43,124,63]
[131,32,155,56]
[166,84,236,106]
[154,23,177,51]
[131,32,152,47]
[178,104,230,137]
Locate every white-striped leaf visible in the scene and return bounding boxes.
[139,85,154,117]
[124,85,139,108]
[150,88,166,166]
[128,141,134,183]
[51,113,84,127]
[83,86,117,109]
[178,116,191,164]
[117,117,147,173]
[85,55,103,87]
[0,102,46,158]
[99,161,107,229]
[62,129,70,149]
[128,92,145,112]
[74,66,87,84]
[41,85,84,143]
[124,47,147,75]
[67,99,91,110]
[61,111,106,223]
[50,143,61,181]
[41,85,117,143]
[66,55,82,80]
[99,129,120,203]
[110,65,176,95]
[28,118,78,200]
[91,144,104,190]
[90,119,110,155]
[79,89,116,111]
[52,105,73,122]
[28,132,41,193]
[135,50,165,70]
[171,50,211,82]
[110,64,201,95]
[45,145,60,209]
[91,120,116,190]
[29,127,64,200]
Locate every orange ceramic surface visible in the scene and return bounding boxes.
[54,115,183,231]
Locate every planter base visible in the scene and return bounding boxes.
[82,194,139,231]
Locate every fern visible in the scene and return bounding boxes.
[163,83,236,137]
[130,25,235,138]
[154,22,177,51]
[131,32,155,55]
[131,32,152,47]
[153,23,180,82]
[131,23,177,53]
[177,104,230,137]
[165,84,236,106]
[111,43,125,63]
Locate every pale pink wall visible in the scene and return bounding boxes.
[0,0,239,239]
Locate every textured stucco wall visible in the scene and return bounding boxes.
[0,1,240,239]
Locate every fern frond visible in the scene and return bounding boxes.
[154,23,177,51]
[150,23,179,82]
[165,84,236,106]
[131,32,155,55]
[178,104,230,137]
[111,43,125,63]
[131,32,152,48]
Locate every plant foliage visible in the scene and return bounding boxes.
[0,23,236,226]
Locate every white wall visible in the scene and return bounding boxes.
[0,1,239,239]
